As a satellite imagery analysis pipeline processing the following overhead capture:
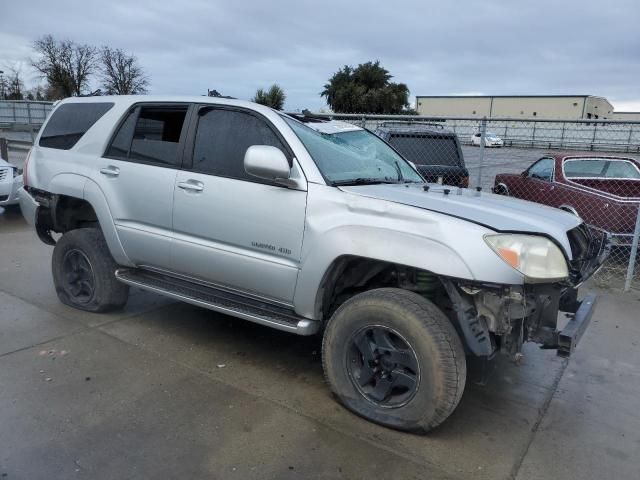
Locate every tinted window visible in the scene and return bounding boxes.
[528,158,554,181]
[39,102,114,150]
[105,109,137,158]
[388,134,462,167]
[129,107,188,166]
[192,108,287,180]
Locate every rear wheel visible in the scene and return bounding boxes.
[52,228,129,312]
[322,288,466,433]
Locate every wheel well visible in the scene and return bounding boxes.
[316,256,448,321]
[494,182,509,195]
[559,205,579,217]
[54,195,99,232]
[33,192,99,236]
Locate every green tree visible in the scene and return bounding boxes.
[321,61,410,114]
[252,84,286,110]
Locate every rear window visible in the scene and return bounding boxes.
[388,134,462,167]
[39,103,114,150]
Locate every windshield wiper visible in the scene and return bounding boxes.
[332,178,399,186]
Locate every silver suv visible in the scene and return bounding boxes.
[19,96,608,432]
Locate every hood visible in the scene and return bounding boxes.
[340,183,582,254]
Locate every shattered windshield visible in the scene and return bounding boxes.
[282,116,423,185]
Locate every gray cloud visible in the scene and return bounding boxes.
[1,0,638,110]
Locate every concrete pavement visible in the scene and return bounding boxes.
[1,207,639,479]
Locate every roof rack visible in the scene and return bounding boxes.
[284,110,330,124]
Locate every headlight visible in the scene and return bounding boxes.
[484,234,568,281]
[14,168,23,178]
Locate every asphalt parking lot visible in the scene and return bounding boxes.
[1,205,640,479]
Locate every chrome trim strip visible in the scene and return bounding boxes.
[115,270,319,336]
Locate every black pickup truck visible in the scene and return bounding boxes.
[374,122,469,187]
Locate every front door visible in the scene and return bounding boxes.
[95,103,191,269]
[171,106,307,304]
[518,157,555,203]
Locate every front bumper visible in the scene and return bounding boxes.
[557,293,597,357]
[0,174,22,206]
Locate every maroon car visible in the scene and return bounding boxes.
[494,154,640,244]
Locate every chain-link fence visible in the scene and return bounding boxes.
[0,101,54,126]
[311,113,640,291]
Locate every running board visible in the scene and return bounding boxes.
[115,268,319,335]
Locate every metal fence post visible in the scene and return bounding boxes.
[27,103,32,124]
[624,205,640,292]
[560,122,566,148]
[476,117,487,188]
[0,137,8,160]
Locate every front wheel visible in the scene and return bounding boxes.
[52,228,129,312]
[322,288,466,433]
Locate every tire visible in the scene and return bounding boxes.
[322,288,466,433]
[493,184,509,196]
[52,228,129,312]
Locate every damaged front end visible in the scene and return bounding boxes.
[442,225,609,359]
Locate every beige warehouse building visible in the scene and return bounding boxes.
[415,95,614,120]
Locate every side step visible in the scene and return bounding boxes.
[115,268,320,336]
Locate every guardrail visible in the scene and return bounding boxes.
[0,100,54,126]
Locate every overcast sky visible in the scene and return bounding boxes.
[1,0,638,111]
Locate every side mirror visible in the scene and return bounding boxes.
[244,146,291,185]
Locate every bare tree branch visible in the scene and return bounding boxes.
[99,47,149,95]
[31,34,97,99]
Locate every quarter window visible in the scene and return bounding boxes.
[192,108,288,181]
[39,102,114,150]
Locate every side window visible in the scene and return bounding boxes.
[527,158,554,181]
[39,102,114,150]
[105,109,137,158]
[105,105,188,167]
[192,108,288,181]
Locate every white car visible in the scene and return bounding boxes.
[471,131,504,147]
[0,156,23,209]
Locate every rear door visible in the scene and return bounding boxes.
[95,103,191,269]
[170,105,307,304]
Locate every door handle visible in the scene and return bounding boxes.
[178,180,204,192]
[100,166,120,177]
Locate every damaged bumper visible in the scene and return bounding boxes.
[557,293,597,358]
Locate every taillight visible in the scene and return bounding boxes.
[23,148,32,187]
[460,176,469,188]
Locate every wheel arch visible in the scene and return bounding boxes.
[294,227,475,320]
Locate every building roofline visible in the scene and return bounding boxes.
[613,111,640,114]
[415,95,599,99]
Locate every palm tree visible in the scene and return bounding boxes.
[252,84,286,110]
[321,61,409,114]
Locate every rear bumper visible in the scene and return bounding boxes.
[557,294,597,357]
[18,187,39,226]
